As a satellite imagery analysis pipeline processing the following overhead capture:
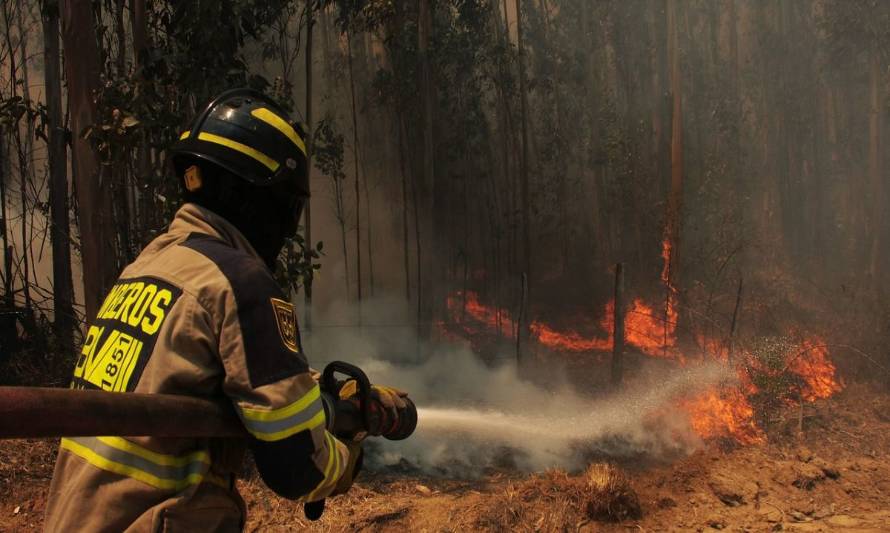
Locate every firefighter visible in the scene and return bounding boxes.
[44,89,407,532]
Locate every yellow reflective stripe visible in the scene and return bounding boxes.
[245,409,326,442]
[196,132,279,171]
[96,436,210,467]
[60,438,205,491]
[240,385,321,422]
[179,130,190,140]
[251,108,307,156]
[308,432,338,501]
[329,434,340,481]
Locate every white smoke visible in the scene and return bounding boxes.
[301,296,734,476]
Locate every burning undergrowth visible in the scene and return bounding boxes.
[307,242,843,476]
[435,237,844,452]
[438,288,844,450]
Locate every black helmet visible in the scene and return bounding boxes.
[170,88,309,196]
[170,89,309,270]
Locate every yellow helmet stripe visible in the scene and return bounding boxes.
[251,108,307,156]
[196,132,280,172]
[179,130,190,140]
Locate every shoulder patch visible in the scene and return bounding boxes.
[180,232,308,387]
[270,298,299,353]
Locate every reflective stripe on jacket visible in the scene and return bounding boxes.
[44,203,348,533]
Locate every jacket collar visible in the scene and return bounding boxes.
[169,203,263,262]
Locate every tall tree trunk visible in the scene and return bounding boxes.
[514,0,532,364]
[359,33,375,299]
[417,0,435,344]
[62,0,118,319]
[0,135,10,307]
[43,1,75,352]
[867,46,884,282]
[130,0,152,237]
[663,0,683,349]
[5,0,32,309]
[346,29,362,319]
[131,0,146,56]
[335,177,351,300]
[303,2,314,332]
[514,0,531,285]
[666,0,683,288]
[114,0,126,77]
[398,111,411,300]
[501,0,521,274]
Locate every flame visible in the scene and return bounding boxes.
[446,291,514,339]
[625,298,680,361]
[530,320,613,352]
[787,339,843,402]
[440,236,844,446]
[680,387,765,445]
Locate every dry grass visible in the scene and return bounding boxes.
[474,463,641,531]
[582,463,642,522]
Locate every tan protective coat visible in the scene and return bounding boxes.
[44,204,347,533]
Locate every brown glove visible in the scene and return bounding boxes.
[338,380,409,437]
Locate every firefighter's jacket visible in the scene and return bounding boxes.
[44,203,349,532]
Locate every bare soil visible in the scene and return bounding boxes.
[2,383,889,532]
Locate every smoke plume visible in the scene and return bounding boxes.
[302,296,733,477]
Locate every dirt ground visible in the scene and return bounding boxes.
[2,382,889,532]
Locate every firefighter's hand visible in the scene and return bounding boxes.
[330,440,363,496]
[339,380,409,436]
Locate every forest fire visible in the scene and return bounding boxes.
[679,387,765,445]
[789,340,843,402]
[441,239,843,446]
[529,320,613,352]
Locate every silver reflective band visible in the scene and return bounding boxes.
[61,436,211,491]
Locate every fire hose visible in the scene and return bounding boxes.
[0,361,417,519]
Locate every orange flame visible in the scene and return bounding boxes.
[625,298,680,361]
[530,320,613,352]
[787,339,843,402]
[680,387,765,445]
[446,291,514,338]
[441,236,843,446]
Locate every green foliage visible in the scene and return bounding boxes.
[84,0,323,292]
[313,117,347,181]
[0,96,44,132]
[275,233,324,297]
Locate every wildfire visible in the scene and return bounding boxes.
[530,320,612,352]
[680,387,765,445]
[787,339,843,402]
[441,236,844,446]
[625,298,680,361]
[445,291,514,338]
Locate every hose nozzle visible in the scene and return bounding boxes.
[320,361,418,441]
